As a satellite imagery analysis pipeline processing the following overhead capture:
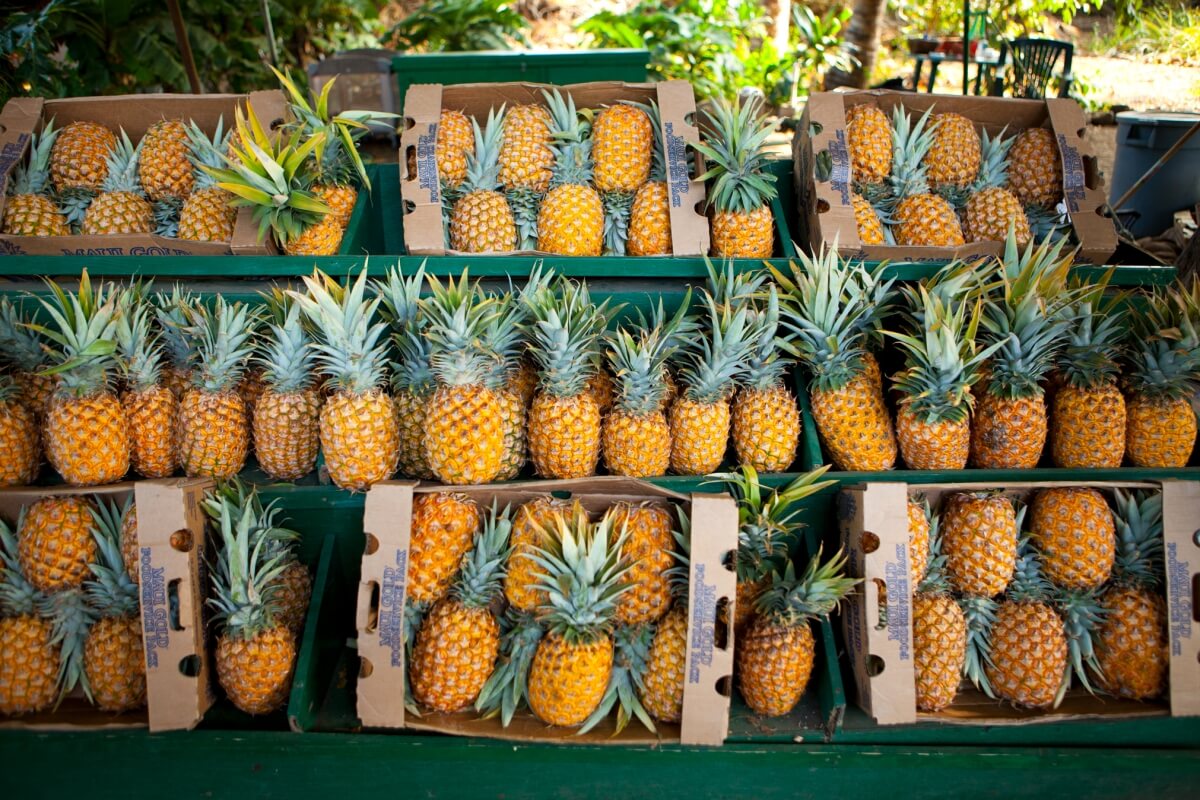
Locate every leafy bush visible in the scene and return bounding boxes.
[1100,3,1200,66]
[389,0,529,52]
[889,0,1108,39]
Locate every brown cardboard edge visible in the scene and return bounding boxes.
[1161,480,1200,717]
[655,80,709,257]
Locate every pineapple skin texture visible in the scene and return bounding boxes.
[966,187,1031,243]
[82,191,153,235]
[851,194,886,245]
[527,632,613,727]
[50,121,116,193]
[711,206,774,259]
[610,503,675,626]
[499,105,554,192]
[927,113,981,188]
[970,392,1047,469]
[178,187,236,242]
[628,181,672,256]
[123,385,177,479]
[85,615,146,712]
[216,628,296,715]
[178,389,248,480]
[941,493,1017,598]
[19,496,97,593]
[845,104,892,184]
[394,389,434,479]
[603,410,672,478]
[669,398,730,476]
[537,184,604,256]
[738,619,815,717]
[640,604,688,723]
[408,492,481,606]
[272,560,312,634]
[450,190,517,253]
[424,384,504,485]
[121,505,139,585]
[1051,383,1125,468]
[1030,488,1115,590]
[810,374,897,471]
[321,389,400,492]
[2,194,70,236]
[732,386,800,473]
[410,599,500,712]
[45,391,129,486]
[897,405,970,470]
[494,388,527,481]
[1097,586,1167,700]
[586,370,615,414]
[16,371,57,419]
[528,392,602,479]
[0,616,59,715]
[908,499,930,587]
[731,577,767,633]
[1126,394,1197,468]
[504,498,580,613]
[253,389,321,481]
[0,399,39,487]
[140,120,194,201]
[985,601,1067,709]
[895,194,965,247]
[316,184,358,228]
[913,593,966,712]
[592,104,653,193]
[1008,128,1063,207]
[436,110,475,188]
[283,216,344,256]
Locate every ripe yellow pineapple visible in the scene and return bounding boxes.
[738,548,857,717]
[178,119,237,242]
[120,502,138,585]
[940,492,1018,598]
[912,516,966,712]
[408,492,481,607]
[844,103,892,184]
[537,90,604,255]
[504,497,587,614]
[153,287,199,400]
[1008,127,1062,208]
[0,376,39,487]
[0,518,61,715]
[963,129,1031,243]
[50,120,116,193]
[436,109,475,188]
[696,95,777,258]
[908,497,931,587]
[851,193,886,245]
[593,102,653,193]
[0,297,57,420]
[410,502,510,712]
[3,121,70,236]
[480,282,540,481]
[115,287,177,479]
[499,104,553,193]
[450,107,516,253]
[609,503,674,626]
[1030,488,1115,591]
[603,326,676,478]
[638,512,690,724]
[375,265,436,480]
[926,112,981,188]
[253,289,321,481]
[140,119,194,201]
[82,131,153,235]
[290,268,399,491]
[732,286,800,473]
[876,106,964,247]
[627,100,672,256]
[18,495,96,595]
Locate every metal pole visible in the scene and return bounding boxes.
[260,0,280,68]
[167,0,203,93]
[1111,119,1200,211]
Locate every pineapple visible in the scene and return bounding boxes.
[139,119,194,201]
[50,120,116,193]
[526,277,611,479]
[926,112,981,189]
[504,496,587,614]
[638,508,692,724]
[627,100,672,256]
[0,296,57,418]
[449,107,516,253]
[376,265,436,481]
[252,289,320,481]
[177,298,255,479]
[1051,278,1126,468]
[436,109,475,188]
[408,492,481,607]
[2,121,70,236]
[738,548,858,717]
[971,235,1074,469]
[410,502,511,712]
[579,623,656,735]
[154,287,199,399]
[1096,490,1168,700]
[34,272,129,486]
[526,510,629,727]
[851,193,887,245]
[0,375,39,487]
[83,498,145,711]
[178,119,237,242]
[120,500,139,585]
[594,102,653,256]
[290,268,399,491]
[603,326,676,478]
[207,486,298,715]
[940,492,1019,598]
[773,246,897,471]
[696,95,777,258]
[537,90,604,256]
[732,285,800,473]
[1008,127,1062,208]
[870,106,964,247]
[912,513,967,712]
[18,495,97,594]
[115,287,178,479]
[963,128,1031,243]
[421,271,504,485]
[610,502,675,626]
[908,496,931,588]
[844,104,892,184]
[481,288,531,481]
[82,131,153,235]
[0,517,59,715]
[500,103,554,250]
[1030,488,1115,591]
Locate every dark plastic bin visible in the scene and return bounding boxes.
[1110,111,1200,237]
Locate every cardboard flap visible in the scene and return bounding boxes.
[356,481,417,729]
[1045,97,1118,263]
[681,493,737,746]
[134,478,214,733]
[655,79,709,256]
[1162,480,1200,717]
[0,97,44,219]
[399,84,446,256]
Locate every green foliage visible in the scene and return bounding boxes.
[1099,2,1200,66]
[389,0,529,52]
[1069,69,1109,112]
[889,0,1105,39]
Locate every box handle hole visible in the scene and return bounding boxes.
[168,579,183,631]
[169,529,192,552]
[178,655,200,677]
[873,578,887,631]
[865,654,885,677]
[363,532,379,556]
[359,656,374,679]
[714,675,732,698]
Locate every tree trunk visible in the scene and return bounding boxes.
[825,0,886,90]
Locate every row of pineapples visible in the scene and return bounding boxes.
[909,486,1167,713]
[782,235,1200,473]
[426,91,778,258]
[844,103,1065,247]
[1,70,384,256]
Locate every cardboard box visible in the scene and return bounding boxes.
[795,90,1119,264]
[0,482,152,730]
[0,92,286,256]
[399,80,710,257]
[356,477,737,745]
[839,480,1200,726]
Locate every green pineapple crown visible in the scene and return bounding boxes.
[186,296,257,393]
[0,296,50,372]
[529,511,631,645]
[481,289,528,391]
[462,106,507,195]
[375,265,435,396]
[742,285,793,391]
[972,127,1015,193]
[1056,584,1107,697]
[544,89,594,188]
[115,283,166,391]
[1125,283,1200,400]
[960,594,998,697]
[1111,489,1164,590]
[256,287,317,394]
[755,546,859,625]
[676,291,761,403]
[33,269,122,396]
[0,514,41,619]
[527,277,613,399]
[475,610,544,726]
[10,119,58,196]
[665,505,692,603]
[1007,534,1052,604]
[694,94,777,214]
[1059,273,1126,390]
[453,502,513,609]
[706,257,766,314]
[85,497,138,619]
[422,269,497,389]
[154,286,200,372]
[291,267,390,394]
[708,465,835,583]
[185,117,231,192]
[579,622,656,736]
[883,105,936,206]
[900,260,988,328]
[915,502,952,595]
[608,288,692,416]
[41,587,97,703]
[99,129,145,195]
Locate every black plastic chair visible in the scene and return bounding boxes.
[989,38,1074,99]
